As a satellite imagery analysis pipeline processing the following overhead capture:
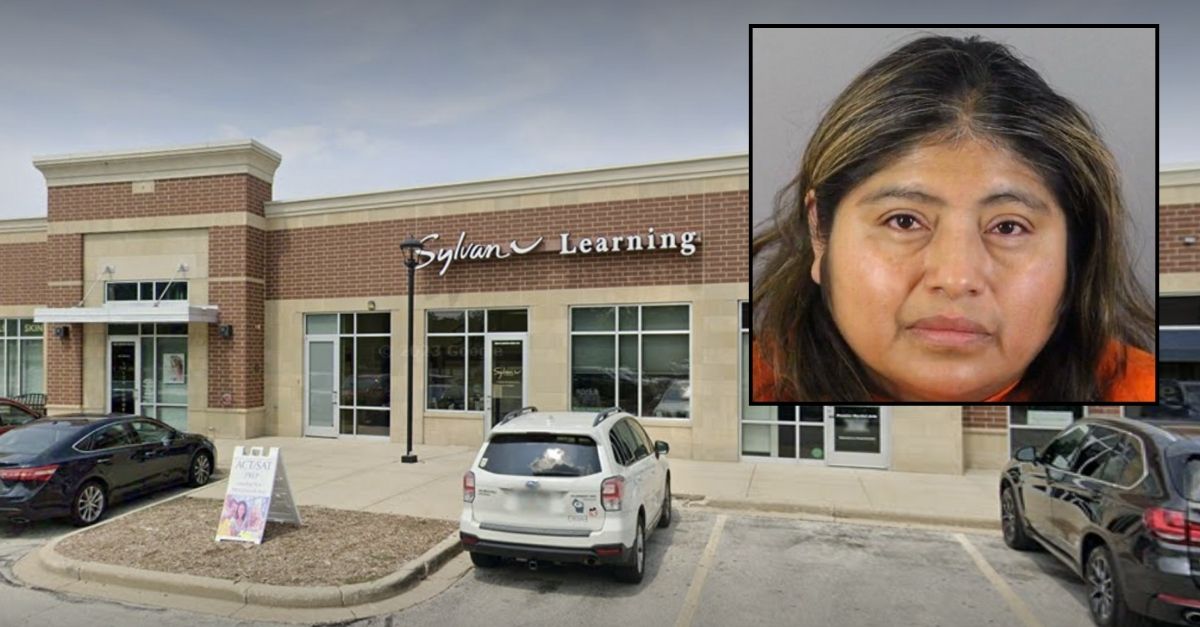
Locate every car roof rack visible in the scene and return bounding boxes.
[499,406,538,425]
[593,406,624,427]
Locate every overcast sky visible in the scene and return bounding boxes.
[0,2,1189,219]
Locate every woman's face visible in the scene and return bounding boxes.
[236,502,247,520]
[813,138,1069,401]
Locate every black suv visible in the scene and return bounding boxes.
[1001,417,1200,626]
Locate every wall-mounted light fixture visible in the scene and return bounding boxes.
[367,300,376,311]
[53,325,70,339]
[1185,235,1197,246]
[218,324,234,339]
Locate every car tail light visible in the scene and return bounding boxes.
[594,545,623,557]
[463,471,475,503]
[1158,593,1200,609]
[0,465,59,483]
[460,533,479,546]
[1144,507,1200,544]
[602,475,624,511]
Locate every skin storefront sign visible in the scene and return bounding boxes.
[414,228,700,276]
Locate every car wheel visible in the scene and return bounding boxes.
[469,552,502,568]
[188,451,213,487]
[71,481,107,527]
[613,515,645,584]
[1001,485,1037,551]
[1086,544,1150,627]
[657,479,672,528]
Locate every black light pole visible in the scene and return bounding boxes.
[400,235,423,464]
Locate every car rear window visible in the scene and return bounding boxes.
[0,425,71,455]
[480,433,602,477]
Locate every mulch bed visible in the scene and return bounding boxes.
[56,496,458,586]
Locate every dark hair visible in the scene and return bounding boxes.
[752,34,1153,401]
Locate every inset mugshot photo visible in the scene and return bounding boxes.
[750,27,1157,403]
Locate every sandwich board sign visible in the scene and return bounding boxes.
[216,446,302,544]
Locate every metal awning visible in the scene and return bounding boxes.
[34,302,219,324]
[1162,327,1200,362]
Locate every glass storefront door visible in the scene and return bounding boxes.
[484,334,527,433]
[304,313,393,438]
[108,338,139,415]
[107,325,189,429]
[305,339,338,437]
[824,406,889,468]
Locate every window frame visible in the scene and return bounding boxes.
[568,303,692,421]
[612,420,648,462]
[1070,426,1123,478]
[79,423,138,452]
[1007,405,1086,459]
[1038,424,1090,470]
[0,318,44,398]
[424,308,528,414]
[303,312,393,438]
[103,280,189,304]
[129,418,174,445]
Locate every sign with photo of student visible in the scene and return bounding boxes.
[216,446,302,544]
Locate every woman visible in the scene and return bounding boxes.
[217,498,250,539]
[752,35,1154,402]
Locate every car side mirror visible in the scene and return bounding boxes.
[654,440,670,457]
[1014,446,1038,463]
[160,434,174,447]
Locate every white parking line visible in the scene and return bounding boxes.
[675,514,727,627]
[954,533,1044,627]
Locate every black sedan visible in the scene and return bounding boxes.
[1001,417,1200,627]
[0,414,216,526]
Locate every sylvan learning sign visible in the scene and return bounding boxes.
[415,228,700,276]
[216,446,302,545]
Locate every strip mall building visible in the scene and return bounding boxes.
[0,140,1164,475]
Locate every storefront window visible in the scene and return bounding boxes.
[740,302,771,422]
[339,313,391,436]
[1009,406,1082,456]
[426,309,526,412]
[124,323,188,431]
[0,319,43,397]
[570,304,690,418]
[302,313,392,436]
[105,280,187,303]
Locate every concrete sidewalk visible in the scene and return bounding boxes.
[196,437,1000,529]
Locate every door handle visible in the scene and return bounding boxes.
[96,457,112,465]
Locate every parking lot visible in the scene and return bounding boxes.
[353,508,1096,627]
[0,496,1105,627]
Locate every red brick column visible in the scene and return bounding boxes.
[1162,203,1200,273]
[963,405,1007,429]
[44,234,83,409]
[208,225,266,410]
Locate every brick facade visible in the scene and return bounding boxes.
[208,223,266,410]
[206,281,264,409]
[47,174,269,223]
[44,234,83,407]
[1162,203,1200,273]
[962,405,1006,429]
[0,241,48,305]
[266,191,747,300]
[40,174,271,412]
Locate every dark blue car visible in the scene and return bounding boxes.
[0,414,216,526]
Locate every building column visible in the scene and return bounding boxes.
[44,234,83,413]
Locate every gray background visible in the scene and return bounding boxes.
[752,27,1157,299]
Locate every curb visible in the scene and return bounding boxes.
[34,529,463,609]
[697,498,999,531]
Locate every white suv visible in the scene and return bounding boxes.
[459,407,672,583]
